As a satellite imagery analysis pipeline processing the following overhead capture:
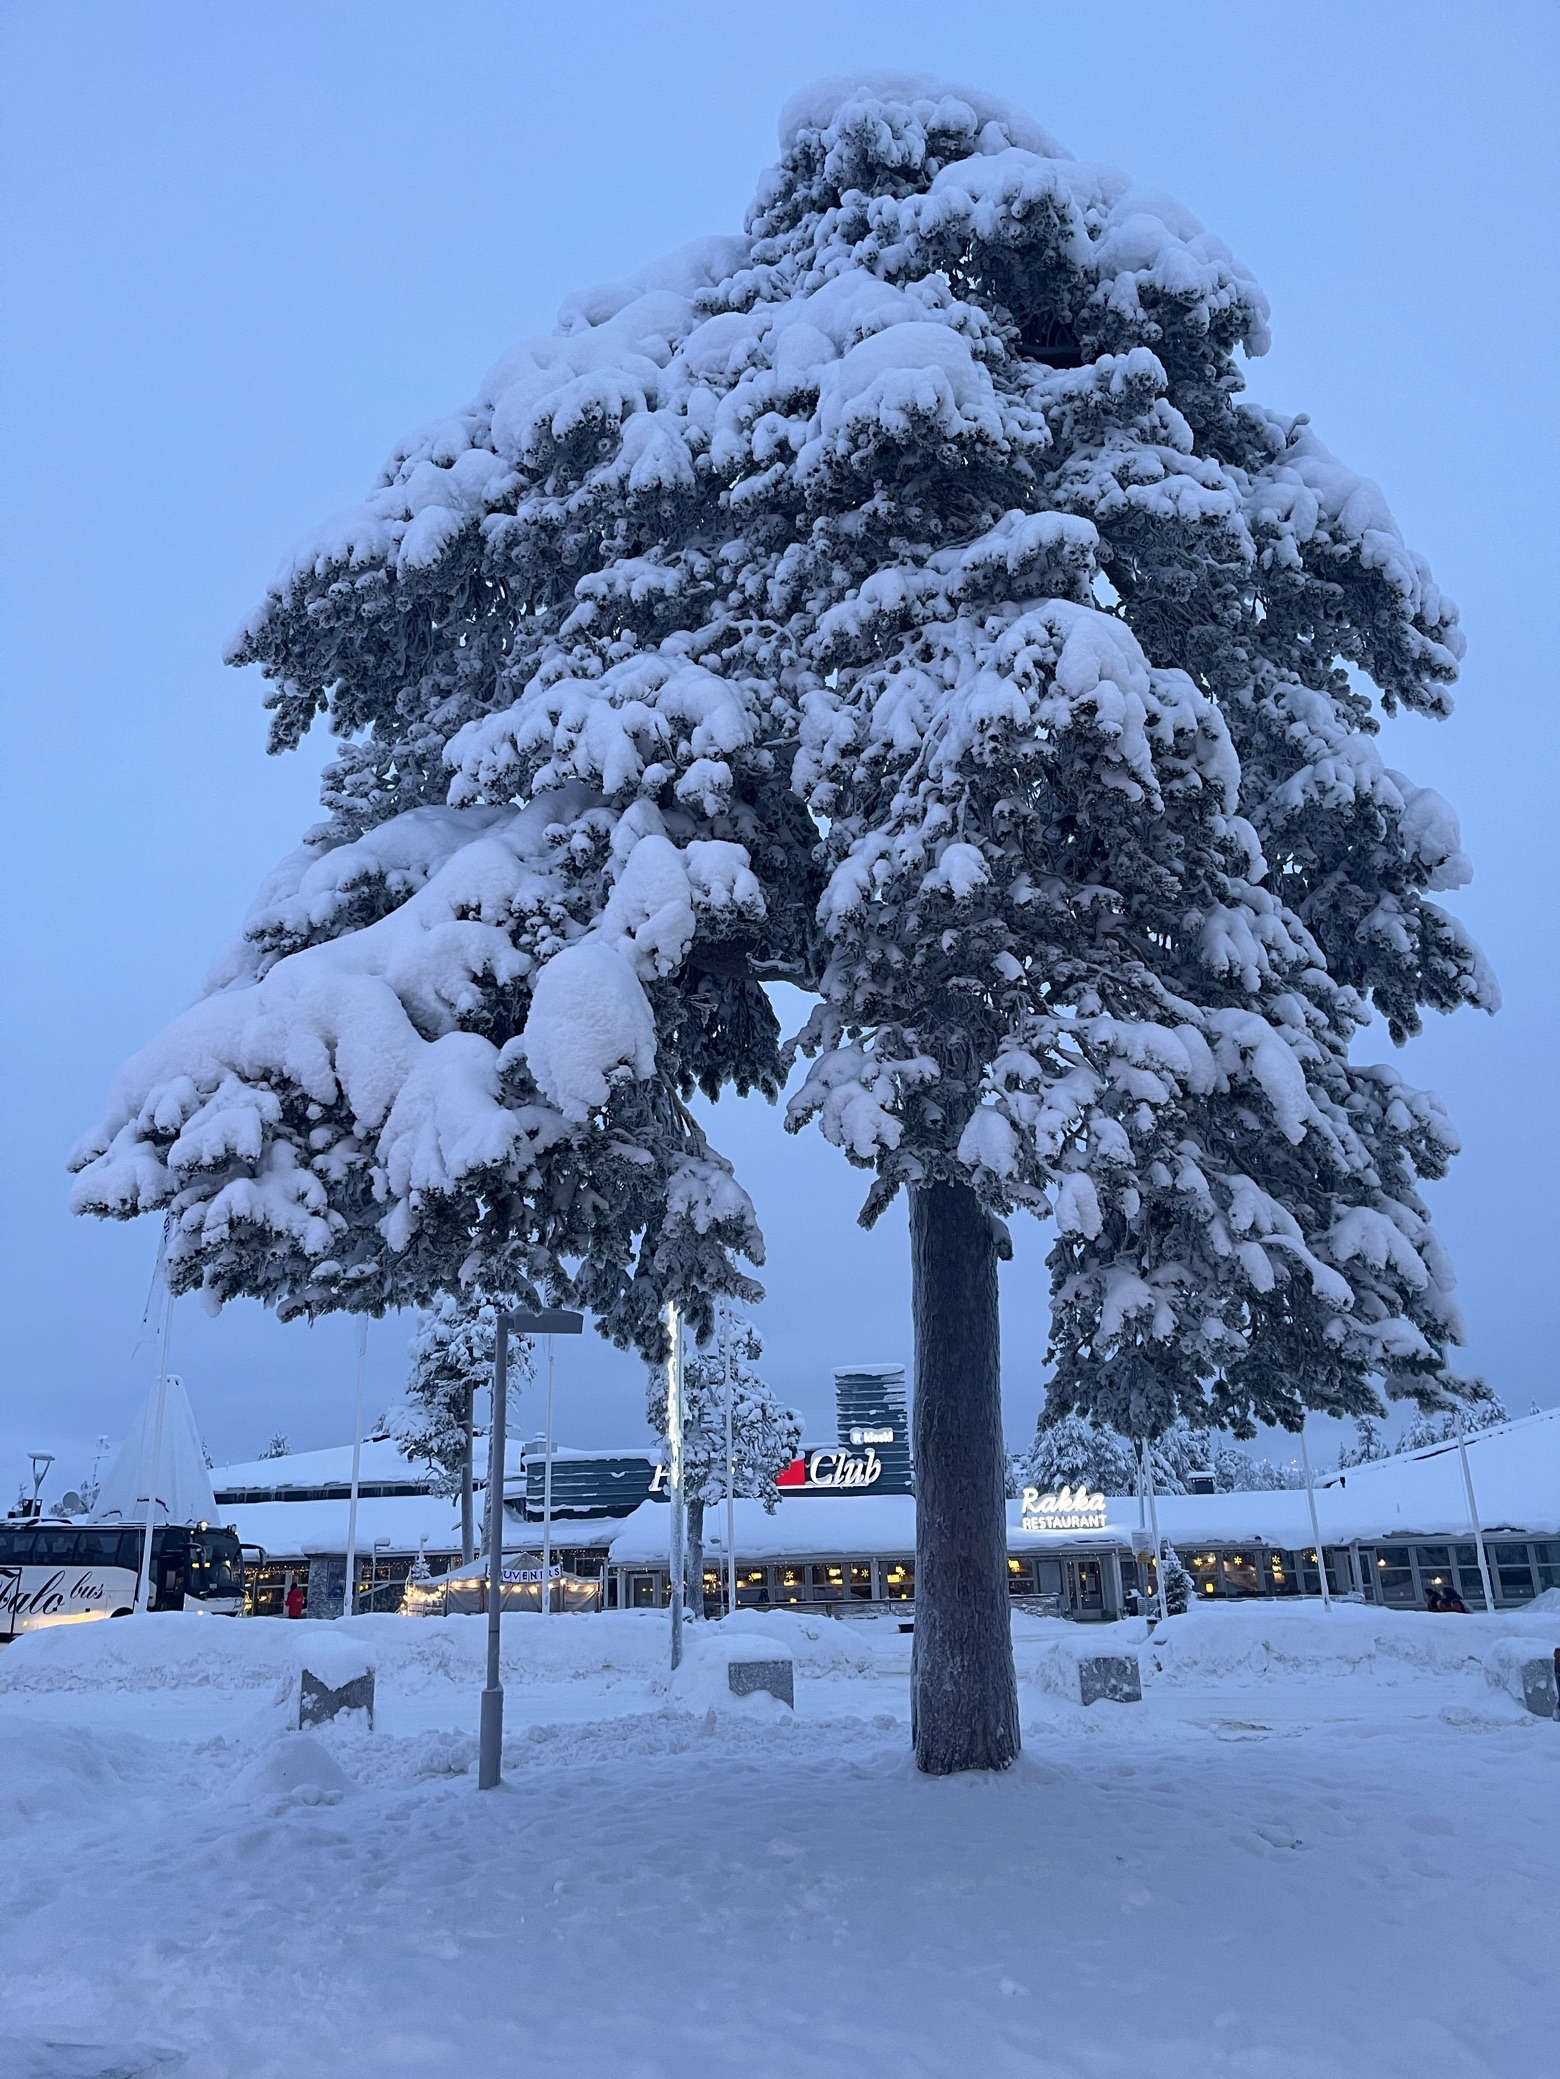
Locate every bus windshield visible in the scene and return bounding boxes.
[187,1529,244,1596]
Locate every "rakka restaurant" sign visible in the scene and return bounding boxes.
[1020,1484,1108,1534]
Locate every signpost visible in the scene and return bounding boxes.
[478,1305,582,1792]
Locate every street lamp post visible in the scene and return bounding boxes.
[478,1305,582,1792]
[666,1301,684,1670]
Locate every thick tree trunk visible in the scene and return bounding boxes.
[686,1495,705,1619]
[910,1180,1021,1774]
[460,1385,475,1565]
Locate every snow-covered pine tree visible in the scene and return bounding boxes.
[259,1434,290,1461]
[395,1289,532,1561]
[1401,1385,1507,1453]
[646,1312,802,1613]
[1337,1414,1389,1468]
[70,73,1490,1775]
[1007,1409,1137,1496]
[1210,1443,1296,1492]
[1158,1546,1192,1616]
[767,79,1489,1767]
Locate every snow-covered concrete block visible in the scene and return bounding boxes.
[1484,1639,1559,1719]
[299,1648,376,1731]
[667,1621,799,1715]
[1078,1654,1142,1706]
[1025,1636,1143,1706]
[728,1657,794,1707]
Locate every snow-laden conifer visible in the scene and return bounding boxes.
[71,72,1491,1772]
[646,1312,802,1612]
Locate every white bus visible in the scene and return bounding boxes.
[0,1518,246,1637]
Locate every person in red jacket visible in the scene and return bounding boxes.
[284,1580,306,1620]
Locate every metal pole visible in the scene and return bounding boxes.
[135,1283,175,1614]
[723,1305,736,1621]
[1144,1443,1168,1624]
[667,1300,684,1669]
[1299,1424,1331,1609]
[479,1316,508,1789]
[541,1335,555,1616]
[460,1382,475,1566]
[343,1316,368,1619]
[1455,1409,1498,1611]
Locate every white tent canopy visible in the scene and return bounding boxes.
[92,1373,219,1528]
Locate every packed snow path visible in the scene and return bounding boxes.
[0,1607,1555,2078]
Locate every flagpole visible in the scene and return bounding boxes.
[343,1317,368,1618]
[667,1301,684,1669]
[1299,1423,1332,1610]
[723,1304,736,1621]
[135,1281,175,1614]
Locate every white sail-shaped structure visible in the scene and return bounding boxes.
[92,1373,219,1527]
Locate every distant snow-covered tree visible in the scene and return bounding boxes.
[70,73,1490,1775]
[394,1290,531,1561]
[1337,1415,1389,1468]
[1008,1411,1136,1497]
[1400,1385,1507,1454]
[259,1434,290,1461]
[646,1313,802,1614]
[1210,1444,1297,1492]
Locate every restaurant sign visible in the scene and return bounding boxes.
[1021,1484,1108,1533]
[776,1447,885,1492]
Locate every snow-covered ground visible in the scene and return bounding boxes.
[1,1602,1556,2079]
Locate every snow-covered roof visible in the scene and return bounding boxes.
[211,1438,434,1492]
[222,1492,623,1562]
[607,1494,918,1567]
[217,1410,1560,1565]
[222,1494,466,1561]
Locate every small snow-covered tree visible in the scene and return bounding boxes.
[259,1434,290,1460]
[646,1313,802,1612]
[70,73,1491,1777]
[1158,1546,1192,1616]
[394,1289,531,1561]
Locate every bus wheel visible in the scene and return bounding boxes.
[110,1607,133,1618]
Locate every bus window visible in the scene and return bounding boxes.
[75,1530,132,1568]
[0,1529,36,1565]
[32,1529,81,1564]
[188,1530,244,1596]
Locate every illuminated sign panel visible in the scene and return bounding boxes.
[777,1447,885,1492]
[1020,1484,1108,1533]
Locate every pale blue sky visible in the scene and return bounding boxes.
[2,1,1555,1488]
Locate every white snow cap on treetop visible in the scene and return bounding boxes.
[777,72,1072,159]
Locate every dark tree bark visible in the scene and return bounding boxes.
[910,1180,1021,1774]
[686,1495,706,1619]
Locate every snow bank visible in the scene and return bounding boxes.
[1142,1599,1560,1694]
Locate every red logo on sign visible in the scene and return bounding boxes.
[776,1457,807,1488]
